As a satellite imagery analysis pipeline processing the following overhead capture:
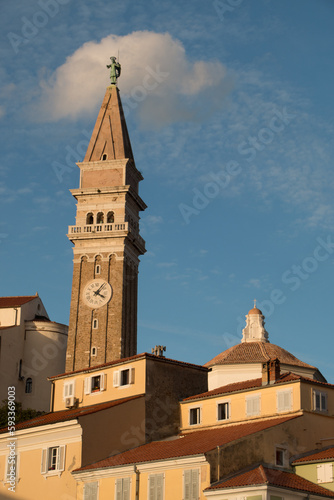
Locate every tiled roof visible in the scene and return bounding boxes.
[0,395,144,434]
[49,353,207,380]
[206,464,334,497]
[183,373,333,402]
[74,415,300,472]
[0,296,37,308]
[292,447,334,464]
[205,342,316,370]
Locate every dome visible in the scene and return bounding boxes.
[248,307,263,315]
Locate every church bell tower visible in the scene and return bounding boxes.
[65,58,146,372]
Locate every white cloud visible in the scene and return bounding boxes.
[30,31,229,125]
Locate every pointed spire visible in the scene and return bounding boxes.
[84,85,134,162]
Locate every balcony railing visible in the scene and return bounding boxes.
[67,223,145,249]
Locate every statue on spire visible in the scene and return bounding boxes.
[107,56,121,85]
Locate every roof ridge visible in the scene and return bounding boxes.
[259,342,270,360]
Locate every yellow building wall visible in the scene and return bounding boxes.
[295,462,334,492]
[52,357,147,411]
[0,438,81,500]
[180,382,302,431]
[76,462,211,500]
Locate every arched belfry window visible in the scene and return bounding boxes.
[25,378,32,393]
[86,213,94,225]
[97,212,104,224]
[107,211,114,224]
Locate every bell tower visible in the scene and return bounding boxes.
[65,59,146,372]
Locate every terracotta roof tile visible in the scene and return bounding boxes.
[0,395,144,434]
[205,342,316,370]
[49,353,207,380]
[183,373,333,402]
[0,296,37,308]
[206,464,334,497]
[74,415,300,473]
[292,447,334,464]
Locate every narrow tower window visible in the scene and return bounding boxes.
[97,212,104,224]
[95,264,100,275]
[107,211,114,223]
[86,213,94,225]
[93,319,98,329]
[91,346,97,356]
[101,153,107,161]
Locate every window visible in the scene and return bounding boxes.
[95,264,101,275]
[6,454,18,483]
[183,469,199,500]
[25,377,32,394]
[84,373,105,394]
[116,477,131,500]
[84,481,99,500]
[93,318,98,329]
[107,211,114,223]
[97,212,104,224]
[317,463,333,484]
[113,368,135,387]
[63,381,75,400]
[246,395,261,417]
[217,402,230,421]
[275,447,286,467]
[148,473,164,500]
[277,389,292,412]
[41,446,66,474]
[189,407,201,426]
[91,346,97,356]
[101,153,107,161]
[313,390,327,412]
[86,213,94,224]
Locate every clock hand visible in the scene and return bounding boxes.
[94,283,107,296]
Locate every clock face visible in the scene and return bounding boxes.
[83,279,112,308]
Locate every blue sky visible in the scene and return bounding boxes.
[1,0,333,381]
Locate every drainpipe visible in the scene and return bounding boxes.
[50,380,55,412]
[135,466,140,500]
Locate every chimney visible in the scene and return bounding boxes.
[262,358,280,385]
[151,345,166,357]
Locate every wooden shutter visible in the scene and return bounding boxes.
[191,469,199,500]
[57,445,66,471]
[84,481,98,500]
[113,371,120,387]
[123,477,131,500]
[156,474,163,500]
[100,373,106,391]
[130,368,135,384]
[41,448,47,474]
[184,470,191,500]
[84,377,91,394]
[116,478,122,500]
[149,474,156,500]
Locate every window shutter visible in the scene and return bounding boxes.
[184,470,191,500]
[192,469,199,500]
[57,445,66,471]
[156,474,163,500]
[100,373,106,391]
[41,448,47,474]
[246,398,252,416]
[6,454,17,481]
[84,481,98,500]
[84,377,91,394]
[123,477,130,500]
[116,478,122,500]
[321,392,327,411]
[113,371,120,387]
[149,475,156,500]
[130,368,135,384]
[277,392,284,412]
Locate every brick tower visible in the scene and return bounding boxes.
[65,65,146,372]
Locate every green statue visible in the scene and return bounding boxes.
[107,56,121,85]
